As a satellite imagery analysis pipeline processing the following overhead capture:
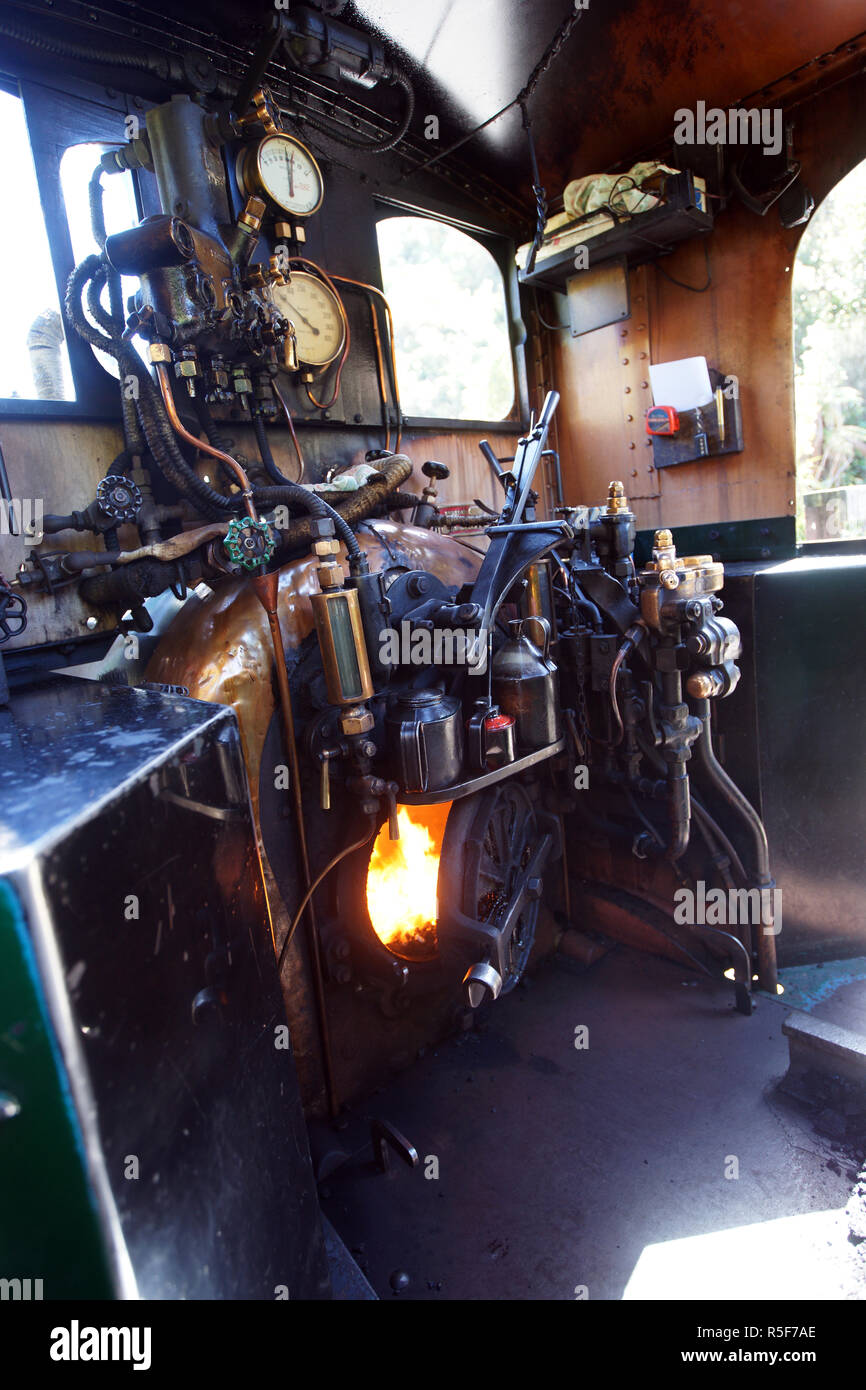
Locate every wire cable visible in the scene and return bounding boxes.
[278,827,376,975]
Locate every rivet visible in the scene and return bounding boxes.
[626,414,634,422]
[624,386,631,394]
[640,381,648,389]
[646,439,653,447]
[631,469,638,477]
[620,329,628,338]
[621,357,629,365]
[639,351,647,359]
[628,442,636,450]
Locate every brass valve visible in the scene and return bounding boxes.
[235,88,279,137]
[638,528,725,631]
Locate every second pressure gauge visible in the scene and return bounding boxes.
[271,273,347,368]
[237,133,324,218]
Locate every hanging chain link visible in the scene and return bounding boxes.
[518,8,586,108]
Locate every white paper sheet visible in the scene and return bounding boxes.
[648,357,714,412]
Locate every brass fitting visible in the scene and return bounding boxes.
[284,326,299,372]
[649,527,678,574]
[340,706,375,737]
[605,480,630,515]
[314,540,343,592]
[236,88,279,136]
[313,539,341,558]
[148,343,172,364]
[238,196,266,233]
[175,358,200,379]
[211,360,229,391]
[268,256,287,287]
[317,562,343,592]
[686,672,719,699]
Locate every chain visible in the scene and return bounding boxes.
[518,8,586,108]
[403,7,586,181]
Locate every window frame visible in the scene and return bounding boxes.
[374,199,529,433]
[0,71,140,420]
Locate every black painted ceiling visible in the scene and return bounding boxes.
[199,0,866,180]
[5,0,865,208]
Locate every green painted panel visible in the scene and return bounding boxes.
[0,878,114,1299]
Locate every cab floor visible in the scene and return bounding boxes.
[320,946,866,1300]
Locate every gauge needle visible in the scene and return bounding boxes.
[291,305,320,335]
[287,149,295,199]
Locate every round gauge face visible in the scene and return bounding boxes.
[272,273,346,367]
[245,134,324,217]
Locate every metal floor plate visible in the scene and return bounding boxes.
[321,947,866,1300]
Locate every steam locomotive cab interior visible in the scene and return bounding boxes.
[1,0,865,1309]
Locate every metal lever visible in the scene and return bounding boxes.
[386,782,400,840]
[508,389,560,525]
[370,1117,419,1173]
[319,749,338,810]
[463,961,503,1009]
[479,438,507,486]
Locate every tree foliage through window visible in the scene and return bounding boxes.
[794,159,866,539]
[377,216,514,421]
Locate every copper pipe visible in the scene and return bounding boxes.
[366,296,390,450]
[155,362,258,523]
[272,379,305,480]
[252,570,339,1118]
[330,274,402,451]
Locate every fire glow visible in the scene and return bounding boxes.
[365,802,451,960]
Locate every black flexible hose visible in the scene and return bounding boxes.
[66,256,239,519]
[252,412,292,487]
[298,70,415,154]
[251,415,361,560]
[88,167,124,328]
[0,13,173,77]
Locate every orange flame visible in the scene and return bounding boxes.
[365,802,451,960]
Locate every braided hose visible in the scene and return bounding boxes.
[0,13,171,76]
[275,454,412,553]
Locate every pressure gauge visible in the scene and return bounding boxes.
[272,273,347,368]
[236,134,324,218]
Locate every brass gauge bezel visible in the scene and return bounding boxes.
[236,133,325,218]
[272,272,348,370]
